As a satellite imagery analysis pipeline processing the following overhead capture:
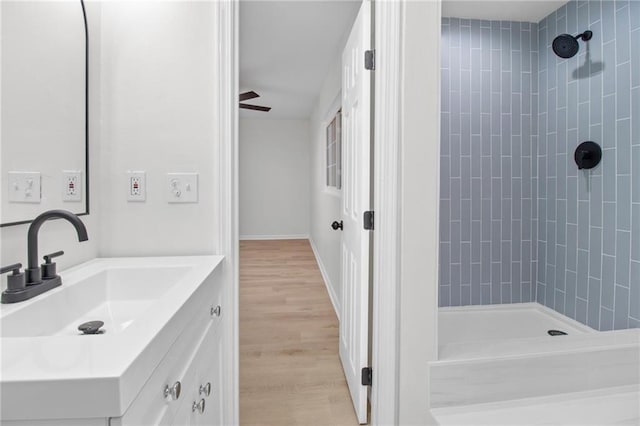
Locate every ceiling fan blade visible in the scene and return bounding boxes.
[239,91,260,102]
[239,103,271,112]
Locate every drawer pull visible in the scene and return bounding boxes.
[163,381,181,400]
[211,305,221,317]
[199,382,211,397]
[192,398,206,414]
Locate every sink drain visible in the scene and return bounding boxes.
[78,320,105,335]
[548,329,567,336]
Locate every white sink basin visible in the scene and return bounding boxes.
[0,255,224,421]
[2,265,191,337]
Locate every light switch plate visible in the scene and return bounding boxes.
[127,171,146,202]
[8,171,41,203]
[62,170,82,202]
[167,173,198,203]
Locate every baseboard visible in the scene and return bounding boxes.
[239,234,309,241]
[309,237,341,320]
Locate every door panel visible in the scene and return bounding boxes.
[339,1,372,424]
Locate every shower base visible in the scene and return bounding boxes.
[438,302,594,359]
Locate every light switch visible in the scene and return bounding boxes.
[8,171,41,203]
[167,173,198,203]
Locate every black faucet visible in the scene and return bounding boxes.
[1,210,88,303]
[26,210,89,284]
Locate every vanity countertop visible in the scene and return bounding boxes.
[0,255,224,421]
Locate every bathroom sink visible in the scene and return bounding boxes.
[1,265,191,337]
[0,255,224,421]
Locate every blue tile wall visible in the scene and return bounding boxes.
[440,1,639,331]
[440,18,539,307]
[536,0,639,330]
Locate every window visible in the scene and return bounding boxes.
[326,109,342,190]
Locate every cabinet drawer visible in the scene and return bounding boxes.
[112,275,223,426]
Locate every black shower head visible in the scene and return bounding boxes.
[553,34,579,58]
[552,30,593,58]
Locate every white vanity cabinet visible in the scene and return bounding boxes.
[111,268,225,426]
[0,256,227,426]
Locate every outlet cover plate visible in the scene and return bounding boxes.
[127,171,146,202]
[62,170,82,202]
[167,173,198,203]
[8,171,41,203]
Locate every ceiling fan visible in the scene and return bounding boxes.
[239,91,271,112]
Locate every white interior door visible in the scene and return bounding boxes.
[340,1,371,424]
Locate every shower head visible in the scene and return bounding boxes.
[552,30,592,58]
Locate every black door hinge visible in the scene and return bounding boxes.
[364,50,375,70]
[363,211,374,230]
[361,367,372,386]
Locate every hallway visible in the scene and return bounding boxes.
[239,239,358,426]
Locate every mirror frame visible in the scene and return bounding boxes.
[1,0,90,228]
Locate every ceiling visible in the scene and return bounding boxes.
[442,0,568,22]
[239,0,360,119]
[240,0,567,120]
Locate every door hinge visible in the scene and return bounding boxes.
[361,367,372,386]
[363,211,374,230]
[364,49,375,70]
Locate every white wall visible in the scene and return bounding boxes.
[97,1,220,256]
[239,118,310,239]
[308,55,342,315]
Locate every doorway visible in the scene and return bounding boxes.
[237,1,371,424]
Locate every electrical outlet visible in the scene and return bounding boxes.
[127,171,146,202]
[167,173,198,203]
[62,171,82,202]
[8,171,41,203]
[131,178,141,195]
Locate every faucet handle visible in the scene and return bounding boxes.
[1,263,26,292]
[1,263,22,275]
[41,251,64,280]
[43,251,64,264]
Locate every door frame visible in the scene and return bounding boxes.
[369,1,402,423]
[222,0,441,424]
[368,1,442,424]
[216,0,239,425]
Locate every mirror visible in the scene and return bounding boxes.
[1,0,88,226]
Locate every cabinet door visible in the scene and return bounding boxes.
[170,385,198,426]
[196,329,223,426]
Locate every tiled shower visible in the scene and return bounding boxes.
[439,0,639,331]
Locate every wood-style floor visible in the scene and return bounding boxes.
[239,239,358,426]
